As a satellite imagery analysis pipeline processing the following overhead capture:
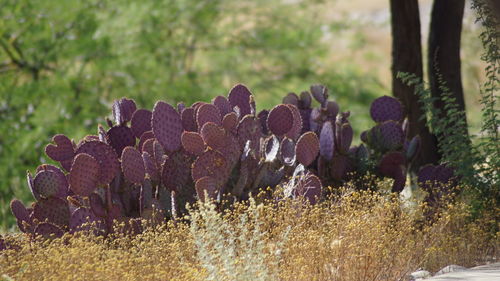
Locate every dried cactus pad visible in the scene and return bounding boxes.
[112,98,137,125]
[33,197,70,228]
[152,101,183,152]
[33,170,64,198]
[294,174,322,205]
[75,141,120,185]
[69,153,100,197]
[280,138,296,166]
[121,146,146,185]
[195,176,218,202]
[295,132,320,166]
[131,109,153,139]
[106,125,136,156]
[320,121,335,161]
[267,104,294,136]
[181,131,206,156]
[197,103,222,128]
[370,96,403,123]
[45,134,75,165]
[228,84,253,117]
[35,222,64,238]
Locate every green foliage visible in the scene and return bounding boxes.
[398,70,498,215]
[0,0,383,230]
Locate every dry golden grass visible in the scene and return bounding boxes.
[1,189,498,281]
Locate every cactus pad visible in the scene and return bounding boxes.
[35,222,64,238]
[310,84,328,105]
[299,91,312,108]
[197,103,222,128]
[70,207,105,234]
[181,131,206,155]
[222,112,239,132]
[405,135,421,161]
[339,123,353,154]
[181,107,198,132]
[379,121,405,151]
[33,197,70,228]
[36,164,69,198]
[192,150,228,187]
[106,125,136,156]
[237,115,262,153]
[370,96,403,123]
[267,104,293,136]
[152,101,183,152]
[33,170,64,198]
[264,135,280,162]
[295,132,320,166]
[294,174,322,204]
[131,109,153,139]
[228,84,253,117]
[45,134,75,171]
[138,131,154,152]
[69,153,100,197]
[141,138,155,157]
[195,176,218,202]
[319,121,335,161]
[280,138,296,166]
[212,96,233,117]
[285,104,303,140]
[112,98,137,125]
[200,122,226,151]
[75,141,119,185]
[121,146,146,185]
[89,193,107,217]
[142,151,160,182]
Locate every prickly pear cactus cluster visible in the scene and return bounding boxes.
[10,84,322,238]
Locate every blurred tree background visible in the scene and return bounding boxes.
[0,0,486,229]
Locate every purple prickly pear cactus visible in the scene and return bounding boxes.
[45,134,75,171]
[222,112,239,133]
[106,125,136,156]
[142,151,160,183]
[299,91,312,108]
[377,121,405,151]
[75,140,120,185]
[310,84,328,106]
[282,92,299,106]
[33,196,70,228]
[152,101,183,152]
[192,150,228,187]
[181,131,206,156]
[121,146,146,185]
[131,109,152,139]
[70,207,106,235]
[378,152,406,192]
[195,176,218,202]
[197,103,222,128]
[33,170,64,198]
[69,153,99,197]
[337,122,353,154]
[181,107,198,132]
[89,193,107,218]
[280,138,296,166]
[267,104,294,136]
[112,98,137,125]
[285,104,303,140]
[319,121,335,161]
[369,96,403,123]
[200,122,226,151]
[257,110,269,134]
[293,173,322,204]
[35,222,64,238]
[212,95,233,117]
[295,132,320,167]
[228,84,253,117]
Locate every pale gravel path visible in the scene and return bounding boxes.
[426,263,500,281]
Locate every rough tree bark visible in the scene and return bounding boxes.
[389,0,440,170]
[428,0,468,134]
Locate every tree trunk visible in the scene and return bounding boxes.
[390,0,441,170]
[428,0,468,133]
